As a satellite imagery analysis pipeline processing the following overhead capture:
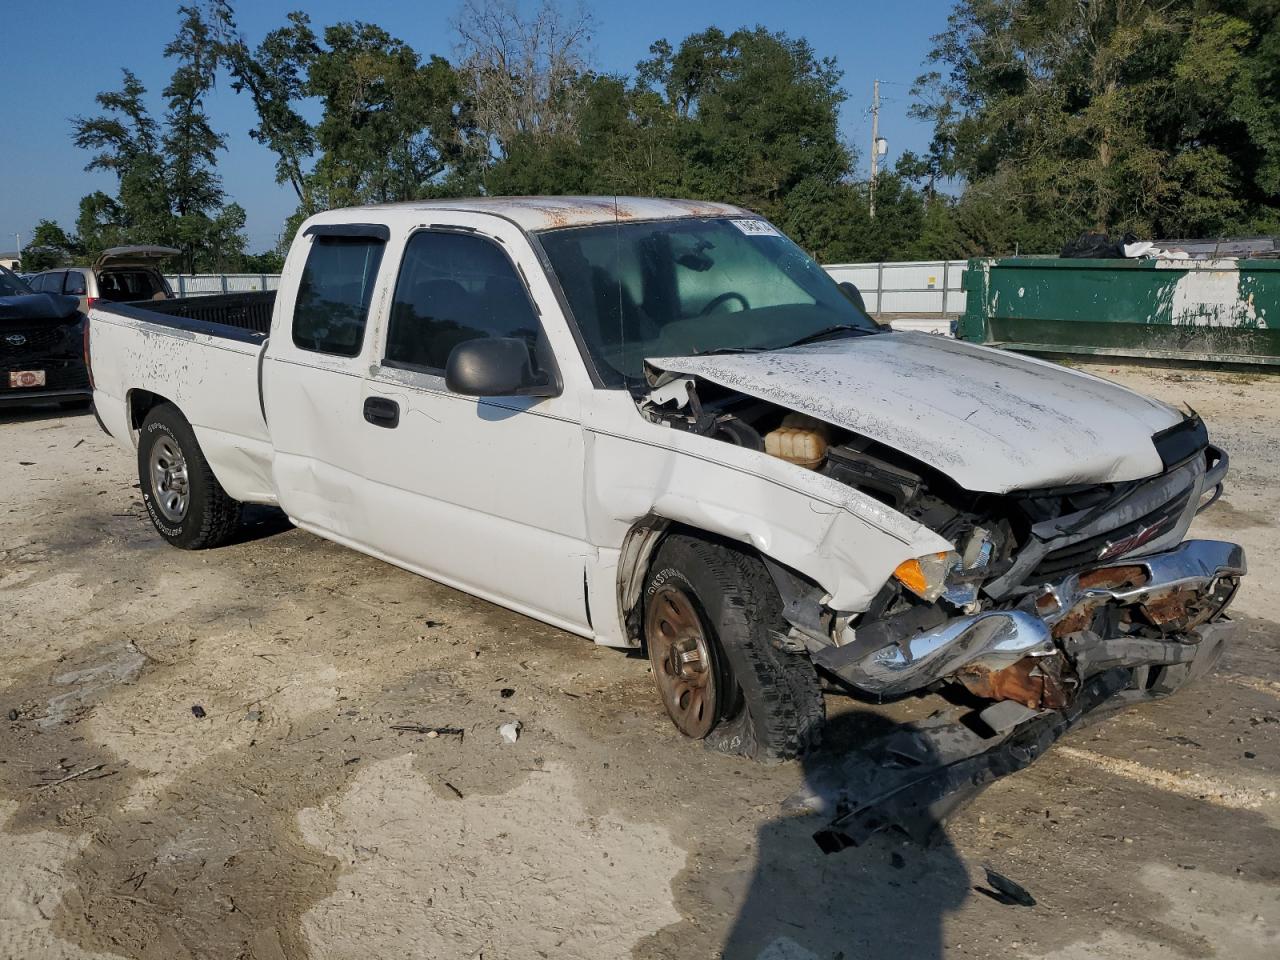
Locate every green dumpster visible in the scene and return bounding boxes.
[957,257,1280,366]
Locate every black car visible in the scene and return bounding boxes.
[0,264,91,408]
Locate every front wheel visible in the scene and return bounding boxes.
[642,535,825,761]
[137,403,240,549]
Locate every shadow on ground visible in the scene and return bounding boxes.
[0,401,92,426]
[718,710,971,960]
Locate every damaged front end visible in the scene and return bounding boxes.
[821,539,1243,709]
[637,367,1246,848]
[801,449,1245,849]
[793,540,1243,853]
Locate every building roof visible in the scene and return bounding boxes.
[342,196,756,232]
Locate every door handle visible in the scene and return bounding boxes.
[363,396,400,428]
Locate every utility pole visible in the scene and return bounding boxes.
[869,79,880,220]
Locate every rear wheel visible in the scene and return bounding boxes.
[642,534,825,761]
[137,404,240,549]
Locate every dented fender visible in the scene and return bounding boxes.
[581,394,951,645]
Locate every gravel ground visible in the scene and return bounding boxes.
[1,362,1277,960]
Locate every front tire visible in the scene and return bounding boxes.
[642,534,825,761]
[137,404,240,549]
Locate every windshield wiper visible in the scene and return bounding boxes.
[688,345,766,357]
[778,324,877,349]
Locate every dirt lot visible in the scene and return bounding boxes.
[1,362,1278,960]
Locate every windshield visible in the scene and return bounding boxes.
[0,266,33,297]
[537,217,879,386]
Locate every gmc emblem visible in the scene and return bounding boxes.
[1097,515,1175,561]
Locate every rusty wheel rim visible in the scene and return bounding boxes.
[645,583,718,738]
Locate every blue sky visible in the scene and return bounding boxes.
[0,0,955,254]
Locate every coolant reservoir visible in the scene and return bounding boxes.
[764,413,832,469]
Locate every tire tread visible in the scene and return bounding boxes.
[139,404,240,550]
[648,534,825,761]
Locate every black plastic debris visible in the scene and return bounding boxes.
[976,867,1037,907]
[793,668,1132,853]
[500,688,516,699]
[191,705,206,719]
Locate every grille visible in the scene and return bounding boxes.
[0,327,65,358]
[1029,488,1193,581]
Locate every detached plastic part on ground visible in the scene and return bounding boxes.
[787,619,1231,853]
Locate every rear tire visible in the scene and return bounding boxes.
[642,534,825,761]
[137,404,240,549]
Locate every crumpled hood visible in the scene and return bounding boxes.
[0,292,81,322]
[648,332,1184,493]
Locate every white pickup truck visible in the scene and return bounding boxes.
[89,196,1244,782]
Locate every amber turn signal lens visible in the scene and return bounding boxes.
[893,558,929,595]
[892,551,955,600]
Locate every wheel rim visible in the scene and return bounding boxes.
[645,583,718,738]
[148,436,190,523]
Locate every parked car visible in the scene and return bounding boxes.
[0,263,91,408]
[29,246,177,314]
[86,198,1244,832]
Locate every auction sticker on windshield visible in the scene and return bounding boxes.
[730,219,782,238]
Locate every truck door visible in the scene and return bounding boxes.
[261,224,390,539]
[356,221,593,633]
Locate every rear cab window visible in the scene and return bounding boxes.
[292,235,386,357]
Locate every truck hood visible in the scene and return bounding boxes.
[647,332,1184,494]
[0,292,81,322]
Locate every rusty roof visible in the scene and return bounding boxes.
[348,196,757,232]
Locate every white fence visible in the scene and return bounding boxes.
[165,273,282,297]
[167,261,968,318]
[823,260,967,317]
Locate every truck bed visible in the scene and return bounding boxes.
[104,291,275,342]
[89,292,279,505]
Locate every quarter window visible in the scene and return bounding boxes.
[64,271,87,295]
[292,236,385,357]
[384,231,540,372]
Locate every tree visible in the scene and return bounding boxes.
[163,4,229,271]
[913,0,1280,252]
[208,4,318,203]
[454,0,593,161]
[70,6,257,270]
[20,220,83,271]
[75,191,127,255]
[306,22,470,208]
[635,27,854,243]
[72,69,172,248]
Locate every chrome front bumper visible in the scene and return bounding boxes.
[832,539,1246,698]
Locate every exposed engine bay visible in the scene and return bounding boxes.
[639,374,1244,725]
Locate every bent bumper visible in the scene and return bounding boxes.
[820,539,1246,700]
[798,618,1234,852]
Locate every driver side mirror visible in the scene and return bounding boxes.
[838,281,892,330]
[445,337,560,398]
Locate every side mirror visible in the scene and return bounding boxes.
[445,337,560,398]
[839,281,891,330]
[837,281,867,312]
